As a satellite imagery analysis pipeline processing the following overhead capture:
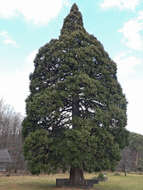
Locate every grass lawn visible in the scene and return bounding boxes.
[95,173,143,190]
[0,173,142,190]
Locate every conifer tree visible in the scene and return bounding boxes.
[22,4,128,185]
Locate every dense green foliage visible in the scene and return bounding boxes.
[23,4,128,175]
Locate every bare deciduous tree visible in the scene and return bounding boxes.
[0,99,25,172]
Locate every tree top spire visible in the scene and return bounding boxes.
[70,3,79,12]
[60,3,85,35]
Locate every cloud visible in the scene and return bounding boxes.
[119,12,143,51]
[138,11,143,20]
[0,31,18,47]
[0,0,69,25]
[0,49,37,115]
[123,79,143,134]
[113,53,143,134]
[0,71,28,115]
[100,0,140,10]
[26,49,38,69]
[114,53,142,78]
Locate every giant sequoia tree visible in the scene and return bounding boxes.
[22,4,128,185]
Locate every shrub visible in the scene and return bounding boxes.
[97,173,108,181]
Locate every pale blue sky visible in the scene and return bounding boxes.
[0,0,143,134]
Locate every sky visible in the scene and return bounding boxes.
[0,0,143,134]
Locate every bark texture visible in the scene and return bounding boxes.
[69,168,85,185]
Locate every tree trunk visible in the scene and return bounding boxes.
[123,164,127,176]
[135,151,139,167]
[69,167,85,186]
[72,95,79,129]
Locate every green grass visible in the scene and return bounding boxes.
[0,173,143,190]
[95,173,143,190]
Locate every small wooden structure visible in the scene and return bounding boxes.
[0,149,12,172]
[56,178,99,188]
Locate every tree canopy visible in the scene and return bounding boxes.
[22,3,128,185]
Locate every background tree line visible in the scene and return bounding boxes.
[0,99,25,172]
[118,132,143,173]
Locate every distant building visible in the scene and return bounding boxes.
[0,149,12,172]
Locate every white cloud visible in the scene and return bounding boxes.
[0,31,18,47]
[0,50,37,115]
[0,0,69,25]
[63,0,71,7]
[26,49,38,68]
[0,71,28,115]
[119,14,143,50]
[114,53,143,134]
[123,79,143,135]
[114,53,142,78]
[100,0,140,10]
[137,11,143,20]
